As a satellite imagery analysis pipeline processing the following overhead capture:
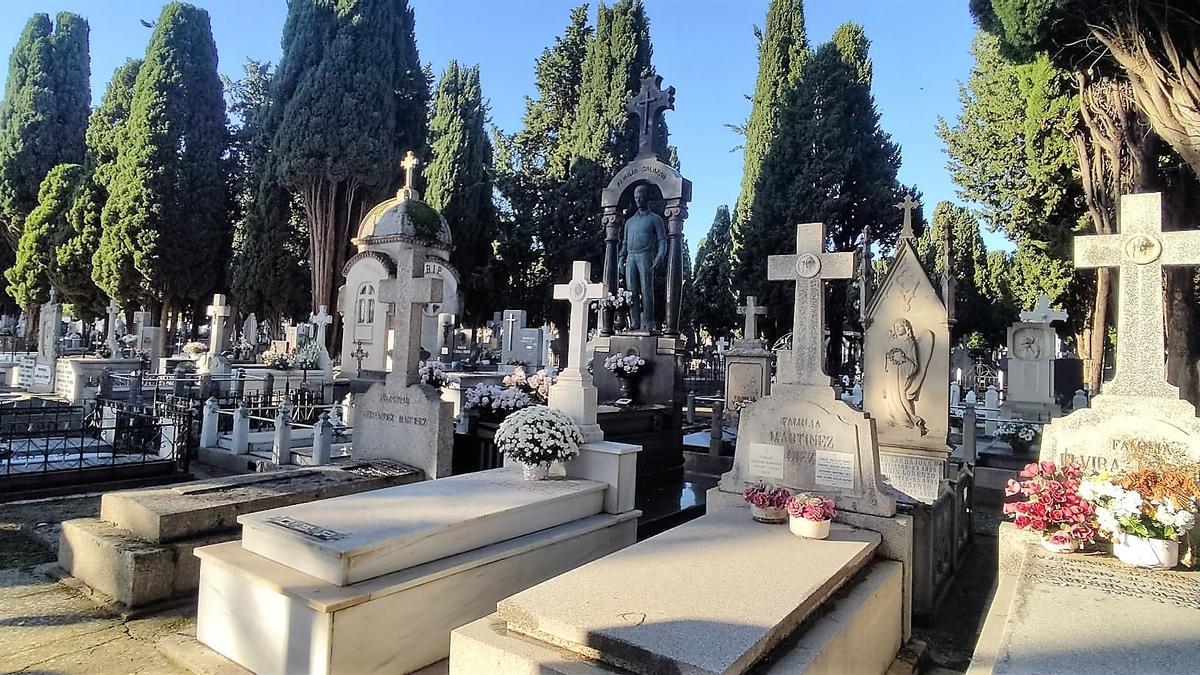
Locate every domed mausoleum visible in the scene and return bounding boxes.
[337,151,461,378]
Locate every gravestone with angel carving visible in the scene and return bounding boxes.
[862,195,952,504]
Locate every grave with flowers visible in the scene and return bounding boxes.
[971,194,1200,674]
[450,223,916,674]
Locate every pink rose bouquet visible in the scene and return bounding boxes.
[785,494,837,522]
[743,483,791,509]
[1003,460,1097,545]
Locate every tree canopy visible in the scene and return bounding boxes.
[689,205,737,340]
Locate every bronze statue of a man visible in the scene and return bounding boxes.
[619,184,667,331]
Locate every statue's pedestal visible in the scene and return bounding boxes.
[592,334,684,485]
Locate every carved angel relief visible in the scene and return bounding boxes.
[881,318,934,435]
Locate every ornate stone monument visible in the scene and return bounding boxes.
[197,294,232,376]
[863,195,952,504]
[1041,192,1200,473]
[1000,293,1066,421]
[724,295,772,408]
[337,151,456,379]
[591,74,692,484]
[352,249,454,478]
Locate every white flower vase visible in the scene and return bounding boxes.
[1113,533,1179,569]
[750,505,787,524]
[521,462,551,481]
[790,517,831,539]
[1040,538,1080,554]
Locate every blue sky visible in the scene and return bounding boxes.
[0,0,1008,255]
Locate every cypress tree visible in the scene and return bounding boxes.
[228,60,310,324]
[426,61,496,326]
[96,2,230,317]
[0,12,90,249]
[6,164,83,309]
[748,23,902,373]
[271,0,430,314]
[730,0,808,289]
[689,205,737,339]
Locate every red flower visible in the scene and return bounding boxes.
[1014,515,1032,529]
[1005,479,1022,497]
[1038,492,1054,506]
[1039,460,1057,475]
[1030,501,1047,516]
[1030,517,1047,531]
[1070,524,1095,543]
[1050,509,1066,523]
[1019,463,1040,479]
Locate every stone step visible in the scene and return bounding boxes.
[98,465,421,543]
[238,466,607,586]
[495,507,881,675]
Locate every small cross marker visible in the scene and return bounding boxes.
[896,194,920,241]
[1019,294,1066,325]
[553,261,607,379]
[626,74,675,160]
[737,296,768,341]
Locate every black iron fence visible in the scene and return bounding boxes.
[683,352,727,398]
[0,402,192,493]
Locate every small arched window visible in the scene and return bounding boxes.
[356,283,376,325]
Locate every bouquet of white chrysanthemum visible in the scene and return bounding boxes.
[494,405,583,467]
[419,361,457,389]
[603,353,645,378]
[503,367,556,404]
[183,340,207,356]
[599,288,634,310]
[464,383,533,416]
[263,349,293,370]
[293,339,322,370]
[996,421,1038,446]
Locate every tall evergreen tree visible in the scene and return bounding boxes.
[744,23,902,375]
[5,164,82,310]
[689,205,737,339]
[270,0,430,314]
[426,61,496,326]
[0,12,90,249]
[95,2,230,318]
[730,0,808,290]
[227,60,310,324]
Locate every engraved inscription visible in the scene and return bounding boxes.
[266,515,347,541]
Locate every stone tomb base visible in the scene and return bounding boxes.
[58,465,420,610]
[195,465,640,674]
[450,506,904,675]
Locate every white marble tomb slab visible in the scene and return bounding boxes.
[497,507,880,675]
[239,467,606,586]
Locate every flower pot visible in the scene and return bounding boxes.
[618,377,632,400]
[790,517,832,539]
[1009,439,1033,454]
[1113,533,1179,569]
[1040,537,1080,554]
[750,505,787,524]
[521,462,551,481]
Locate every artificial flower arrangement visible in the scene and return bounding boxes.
[1080,467,1198,568]
[600,287,634,310]
[173,360,197,375]
[262,349,293,370]
[730,395,757,414]
[464,383,533,418]
[1003,461,1097,552]
[604,353,646,378]
[786,493,837,539]
[292,339,322,370]
[183,340,207,357]
[502,367,556,404]
[996,421,1038,452]
[419,361,457,389]
[743,482,792,523]
[493,404,584,480]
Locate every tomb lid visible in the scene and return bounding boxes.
[356,151,452,250]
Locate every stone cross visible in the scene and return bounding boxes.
[737,296,768,341]
[379,249,443,386]
[897,194,920,241]
[553,261,606,378]
[206,294,231,356]
[1020,294,1067,325]
[626,74,675,160]
[715,337,729,354]
[1074,192,1200,399]
[768,222,856,387]
[105,298,121,354]
[400,151,420,194]
[310,305,333,346]
[504,312,519,349]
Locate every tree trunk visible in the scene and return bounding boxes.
[23,304,39,345]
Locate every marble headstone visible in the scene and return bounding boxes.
[1001,294,1065,421]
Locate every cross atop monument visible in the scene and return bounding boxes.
[1020,294,1067,325]
[106,298,121,354]
[767,222,856,387]
[310,305,333,345]
[1074,192,1200,399]
[626,74,675,160]
[206,294,231,355]
[553,261,606,379]
[379,250,443,386]
[737,296,768,341]
[896,194,920,241]
[399,150,420,199]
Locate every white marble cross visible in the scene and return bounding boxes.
[379,250,443,386]
[310,305,333,345]
[897,194,920,241]
[1074,192,1200,398]
[400,151,420,197]
[553,261,606,378]
[715,337,728,354]
[206,294,231,356]
[105,298,121,354]
[1019,294,1067,324]
[737,295,768,341]
[767,222,856,386]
